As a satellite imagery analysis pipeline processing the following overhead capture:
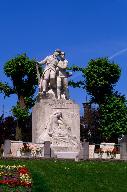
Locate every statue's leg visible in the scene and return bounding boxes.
[42,79,47,92]
[63,78,69,99]
[39,77,43,92]
[50,70,56,90]
[57,76,61,99]
[43,70,50,95]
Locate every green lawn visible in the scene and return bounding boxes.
[0,159,127,192]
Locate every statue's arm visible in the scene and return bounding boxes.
[58,120,64,126]
[38,56,48,65]
[57,60,68,69]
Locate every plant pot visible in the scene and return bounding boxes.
[21,151,31,157]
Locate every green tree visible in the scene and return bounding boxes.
[4,53,39,108]
[0,53,41,140]
[99,93,127,142]
[84,58,121,105]
[80,103,100,143]
[69,58,127,142]
[83,58,127,141]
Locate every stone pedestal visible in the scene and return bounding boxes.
[82,142,89,160]
[120,142,127,160]
[3,140,11,157]
[32,98,80,154]
[44,141,51,158]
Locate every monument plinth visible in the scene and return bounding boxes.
[32,98,80,152]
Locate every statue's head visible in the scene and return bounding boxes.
[54,48,62,56]
[53,111,62,118]
[60,51,65,59]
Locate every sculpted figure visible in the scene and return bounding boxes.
[38,111,79,149]
[56,52,69,99]
[48,111,63,136]
[38,111,65,142]
[48,111,78,147]
[38,49,61,96]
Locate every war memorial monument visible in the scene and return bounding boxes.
[32,49,81,158]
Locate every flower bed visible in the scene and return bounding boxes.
[20,143,42,157]
[0,165,32,191]
[94,146,120,159]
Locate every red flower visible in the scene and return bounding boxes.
[20,181,32,187]
[0,165,32,189]
[18,167,29,174]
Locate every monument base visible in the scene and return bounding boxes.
[32,98,80,153]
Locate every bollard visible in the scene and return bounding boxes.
[120,142,127,160]
[44,141,51,158]
[3,140,11,157]
[82,141,89,160]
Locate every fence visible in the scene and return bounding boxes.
[90,143,120,159]
[2,140,51,158]
[2,140,127,160]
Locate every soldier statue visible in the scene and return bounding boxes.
[37,49,61,96]
[37,49,69,99]
[56,51,69,99]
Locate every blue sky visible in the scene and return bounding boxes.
[0,0,127,116]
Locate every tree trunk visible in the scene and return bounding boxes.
[15,95,26,141]
[19,95,26,108]
[15,121,22,141]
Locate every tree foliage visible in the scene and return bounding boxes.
[12,104,30,121]
[69,58,127,142]
[0,82,14,96]
[68,65,84,88]
[4,53,40,108]
[84,58,121,104]
[0,53,41,140]
[0,115,16,143]
[1,53,42,112]
[99,94,127,141]
[83,58,127,141]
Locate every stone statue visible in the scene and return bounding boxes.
[38,49,62,96]
[33,50,81,158]
[49,111,79,149]
[37,49,70,100]
[38,111,63,142]
[48,111,68,137]
[56,52,69,99]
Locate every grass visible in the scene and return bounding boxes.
[0,159,127,192]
